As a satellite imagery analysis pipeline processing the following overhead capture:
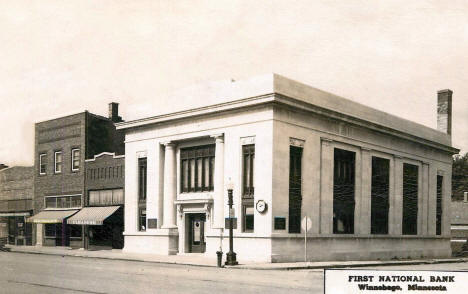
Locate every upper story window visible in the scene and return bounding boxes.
[45,195,81,209]
[71,148,80,171]
[138,158,147,200]
[180,145,215,193]
[39,153,47,175]
[54,151,62,174]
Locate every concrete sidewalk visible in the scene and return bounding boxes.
[5,245,468,270]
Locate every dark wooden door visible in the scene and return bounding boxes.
[188,214,206,253]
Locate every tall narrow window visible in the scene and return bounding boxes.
[71,148,80,171]
[180,145,215,193]
[436,175,443,235]
[333,148,355,234]
[39,153,47,175]
[242,144,255,232]
[138,158,147,200]
[288,146,303,233]
[402,163,418,235]
[243,206,254,232]
[243,145,255,196]
[138,208,147,231]
[371,157,390,234]
[54,151,62,174]
[138,157,147,231]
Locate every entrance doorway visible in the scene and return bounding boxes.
[188,213,206,253]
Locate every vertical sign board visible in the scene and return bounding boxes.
[325,269,468,293]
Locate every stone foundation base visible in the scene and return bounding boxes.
[123,229,178,255]
[271,236,452,263]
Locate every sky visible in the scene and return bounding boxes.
[1,0,467,166]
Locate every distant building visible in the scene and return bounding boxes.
[28,103,124,248]
[0,166,34,246]
[451,192,468,255]
[66,152,125,250]
[117,74,458,263]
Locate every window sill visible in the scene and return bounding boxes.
[177,192,213,201]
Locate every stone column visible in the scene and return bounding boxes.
[359,148,372,235]
[320,138,333,234]
[162,142,177,229]
[211,134,225,229]
[36,223,43,246]
[390,156,403,235]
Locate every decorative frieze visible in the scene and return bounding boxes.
[289,137,305,147]
[240,136,255,145]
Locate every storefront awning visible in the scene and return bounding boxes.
[0,212,31,217]
[27,210,79,223]
[67,206,120,225]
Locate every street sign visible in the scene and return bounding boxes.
[301,216,312,232]
[229,208,235,218]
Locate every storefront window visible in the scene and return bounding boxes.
[45,224,56,238]
[69,225,82,239]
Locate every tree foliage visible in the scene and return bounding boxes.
[452,152,468,200]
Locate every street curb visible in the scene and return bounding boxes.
[5,249,468,271]
[227,258,468,270]
[6,249,218,268]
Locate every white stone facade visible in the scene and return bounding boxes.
[117,74,458,263]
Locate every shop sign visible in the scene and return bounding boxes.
[325,269,468,293]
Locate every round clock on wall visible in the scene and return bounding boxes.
[256,200,267,213]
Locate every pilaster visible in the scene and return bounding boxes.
[211,134,225,229]
[390,155,403,235]
[162,142,177,229]
[359,148,372,234]
[320,138,333,234]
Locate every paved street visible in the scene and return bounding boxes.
[2,252,468,294]
[0,252,319,294]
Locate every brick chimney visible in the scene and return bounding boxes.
[108,102,122,123]
[437,89,452,135]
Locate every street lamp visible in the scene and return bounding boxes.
[225,179,238,265]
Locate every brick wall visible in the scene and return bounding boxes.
[34,113,86,212]
[85,153,124,205]
[0,166,33,211]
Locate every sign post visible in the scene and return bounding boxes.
[301,216,312,262]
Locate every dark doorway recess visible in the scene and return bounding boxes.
[188,213,206,253]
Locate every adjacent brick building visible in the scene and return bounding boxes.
[0,166,34,245]
[28,103,124,248]
[451,192,468,255]
[67,152,125,249]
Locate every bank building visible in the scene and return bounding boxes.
[117,74,458,263]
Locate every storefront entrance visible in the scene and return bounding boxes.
[188,213,206,253]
